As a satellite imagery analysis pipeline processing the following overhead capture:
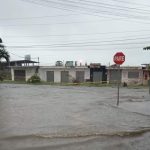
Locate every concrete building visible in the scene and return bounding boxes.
[2,60,38,81]
[11,64,90,83]
[142,64,150,85]
[39,66,90,83]
[89,63,107,83]
[107,66,144,85]
[11,66,38,81]
[10,60,149,85]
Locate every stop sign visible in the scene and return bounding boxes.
[113,52,125,65]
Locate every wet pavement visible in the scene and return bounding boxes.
[0,84,150,150]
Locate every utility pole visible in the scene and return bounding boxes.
[38,57,39,66]
[143,47,150,94]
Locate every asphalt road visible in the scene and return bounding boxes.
[0,84,150,150]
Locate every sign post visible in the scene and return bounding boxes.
[113,52,125,106]
[148,80,150,95]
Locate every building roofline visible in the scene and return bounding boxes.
[107,66,143,69]
[40,66,89,69]
[11,60,38,63]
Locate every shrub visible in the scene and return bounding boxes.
[27,75,41,83]
[123,82,127,87]
[0,76,3,81]
[0,73,6,81]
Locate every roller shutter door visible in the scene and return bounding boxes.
[14,70,25,81]
[46,71,54,82]
[76,71,84,82]
[61,71,69,83]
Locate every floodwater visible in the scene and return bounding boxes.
[0,84,150,150]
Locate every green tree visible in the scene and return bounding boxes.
[143,46,150,50]
[0,38,10,81]
[0,38,10,64]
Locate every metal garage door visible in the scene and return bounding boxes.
[46,71,54,82]
[93,71,102,82]
[76,71,84,82]
[61,71,69,83]
[109,70,122,83]
[14,70,25,81]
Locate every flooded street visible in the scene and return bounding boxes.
[0,84,150,150]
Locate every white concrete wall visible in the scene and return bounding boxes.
[11,66,90,83]
[54,70,61,82]
[69,69,76,82]
[84,69,90,80]
[107,68,144,85]
[38,68,61,82]
[11,68,14,81]
[38,67,90,83]
[38,68,46,81]
[26,68,37,81]
[122,69,143,85]
[11,67,37,81]
[68,68,90,82]
[143,71,150,85]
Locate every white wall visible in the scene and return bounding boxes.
[38,68,46,81]
[26,68,37,81]
[38,67,90,83]
[84,69,90,80]
[122,69,143,85]
[11,68,14,81]
[54,70,61,82]
[38,68,61,82]
[11,66,90,83]
[11,67,37,81]
[69,69,76,82]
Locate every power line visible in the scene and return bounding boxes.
[19,0,150,26]
[9,52,38,59]
[9,46,145,51]
[5,35,150,45]
[20,0,150,21]
[2,29,150,38]
[24,0,150,20]
[2,17,150,27]
[4,34,150,48]
[9,52,25,58]
[1,0,149,22]
[0,19,127,27]
[57,0,150,14]
[4,1,142,22]
[21,0,117,19]
[108,0,150,9]
[7,43,147,50]
[0,14,81,21]
[6,41,150,49]
[17,0,150,29]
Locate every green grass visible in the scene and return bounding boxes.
[0,80,149,89]
[127,84,149,89]
[0,80,26,84]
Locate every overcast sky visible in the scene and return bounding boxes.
[0,0,150,66]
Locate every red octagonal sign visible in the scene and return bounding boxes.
[113,52,125,65]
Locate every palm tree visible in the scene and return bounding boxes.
[0,38,10,81]
[0,38,10,64]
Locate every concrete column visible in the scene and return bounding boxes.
[11,68,14,81]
